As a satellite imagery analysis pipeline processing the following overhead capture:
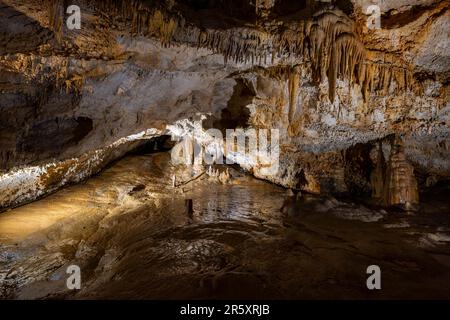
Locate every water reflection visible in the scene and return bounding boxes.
[0,153,449,299]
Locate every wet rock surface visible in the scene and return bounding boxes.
[1,152,449,299]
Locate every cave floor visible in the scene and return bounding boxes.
[1,153,450,299]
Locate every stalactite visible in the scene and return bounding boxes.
[288,65,301,123]
[147,10,178,46]
[47,0,64,45]
[64,75,83,95]
[379,64,391,96]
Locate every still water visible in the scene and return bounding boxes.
[1,153,449,299]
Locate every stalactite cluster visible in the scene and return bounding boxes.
[0,54,82,109]
[271,9,365,101]
[198,28,271,64]
[43,0,424,103]
[359,62,420,101]
[95,0,181,47]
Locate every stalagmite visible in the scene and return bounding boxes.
[383,137,419,208]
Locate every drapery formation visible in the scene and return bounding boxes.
[45,0,421,102]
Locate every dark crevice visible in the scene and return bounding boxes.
[129,135,174,155]
[381,3,440,29]
[213,78,253,132]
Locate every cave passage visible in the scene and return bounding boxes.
[0,0,449,303]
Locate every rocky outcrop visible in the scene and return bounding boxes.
[0,0,448,210]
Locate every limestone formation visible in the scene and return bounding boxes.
[383,136,420,208]
[0,0,448,210]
